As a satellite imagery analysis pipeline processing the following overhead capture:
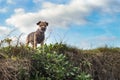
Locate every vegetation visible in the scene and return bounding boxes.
[0,38,120,80]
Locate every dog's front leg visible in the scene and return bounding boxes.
[26,39,29,47]
[34,33,37,49]
[41,41,44,47]
[41,41,44,52]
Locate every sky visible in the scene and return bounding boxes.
[0,0,120,49]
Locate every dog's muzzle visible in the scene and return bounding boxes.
[41,27,46,31]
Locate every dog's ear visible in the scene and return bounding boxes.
[46,22,48,26]
[36,21,41,25]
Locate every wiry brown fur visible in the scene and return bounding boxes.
[26,21,48,49]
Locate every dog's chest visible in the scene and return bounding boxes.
[36,30,44,43]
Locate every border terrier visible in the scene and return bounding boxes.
[26,21,48,49]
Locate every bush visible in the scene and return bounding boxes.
[0,43,92,80]
[2,42,120,80]
[30,51,89,80]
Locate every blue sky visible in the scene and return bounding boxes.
[0,0,120,49]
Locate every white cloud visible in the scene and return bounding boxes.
[33,0,44,3]
[96,36,116,41]
[80,35,117,49]
[5,0,120,40]
[0,26,10,36]
[6,0,15,4]
[79,40,92,49]
[6,0,30,4]
[0,8,7,13]
[0,0,15,4]
[6,8,38,34]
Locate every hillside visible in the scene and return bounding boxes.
[0,43,120,80]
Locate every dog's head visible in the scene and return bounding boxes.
[37,21,48,32]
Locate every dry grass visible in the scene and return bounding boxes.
[64,47,120,80]
[0,42,120,80]
[0,59,31,80]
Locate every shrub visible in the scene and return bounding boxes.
[3,42,120,80]
[30,51,88,80]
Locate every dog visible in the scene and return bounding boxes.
[26,21,48,49]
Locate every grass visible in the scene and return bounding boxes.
[0,40,120,80]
